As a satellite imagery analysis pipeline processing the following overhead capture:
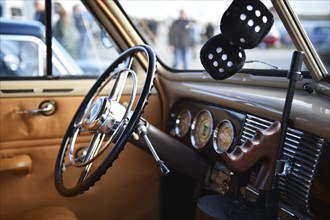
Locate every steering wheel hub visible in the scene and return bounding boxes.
[85,97,126,134]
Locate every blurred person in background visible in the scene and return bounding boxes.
[168,9,195,69]
[73,4,89,60]
[53,2,77,58]
[205,23,214,39]
[34,0,45,25]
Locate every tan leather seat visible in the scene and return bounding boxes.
[11,206,78,220]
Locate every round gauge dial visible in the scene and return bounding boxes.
[174,109,192,137]
[213,120,235,154]
[190,110,213,149]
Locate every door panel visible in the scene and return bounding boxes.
[1,97,82,142]
[0,87,162,220]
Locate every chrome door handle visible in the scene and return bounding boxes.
[15,100,56,116]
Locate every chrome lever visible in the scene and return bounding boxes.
[14,100,56,116]
[135,120,170,175]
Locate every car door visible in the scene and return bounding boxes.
[0,1,162,219]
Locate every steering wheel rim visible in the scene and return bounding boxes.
[55,45,156,197]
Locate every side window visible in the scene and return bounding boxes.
[0,0,120,79]
[0,37,40,77]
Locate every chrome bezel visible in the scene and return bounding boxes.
[213,119,235,154]
[190,109,213,149]
[174,109,192,137]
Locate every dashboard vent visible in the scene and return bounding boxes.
[241,114,326,215]
[240,114,272,143]
[278,127,325,214]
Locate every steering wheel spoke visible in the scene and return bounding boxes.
[55,45,156,196]
[84,133,105,163]
[125,54,134,69]
[108,69,130,102]
[75,132,105,184]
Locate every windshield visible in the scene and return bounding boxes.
[119,0,329,73]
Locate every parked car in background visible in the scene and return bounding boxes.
[0,1,329,220]
[309,23,330,68]
[261,25,281,48]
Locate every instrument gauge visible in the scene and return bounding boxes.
[174,109,192,137]
[190,110,213,149]
[213,120,235,154]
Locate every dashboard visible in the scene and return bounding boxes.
[167,99,329,219]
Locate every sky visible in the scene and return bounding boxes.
[1,0,328,23]
[119,0,330,22]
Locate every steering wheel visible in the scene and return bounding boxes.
[55,45,156,197]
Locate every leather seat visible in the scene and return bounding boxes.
[11,206,78,220]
